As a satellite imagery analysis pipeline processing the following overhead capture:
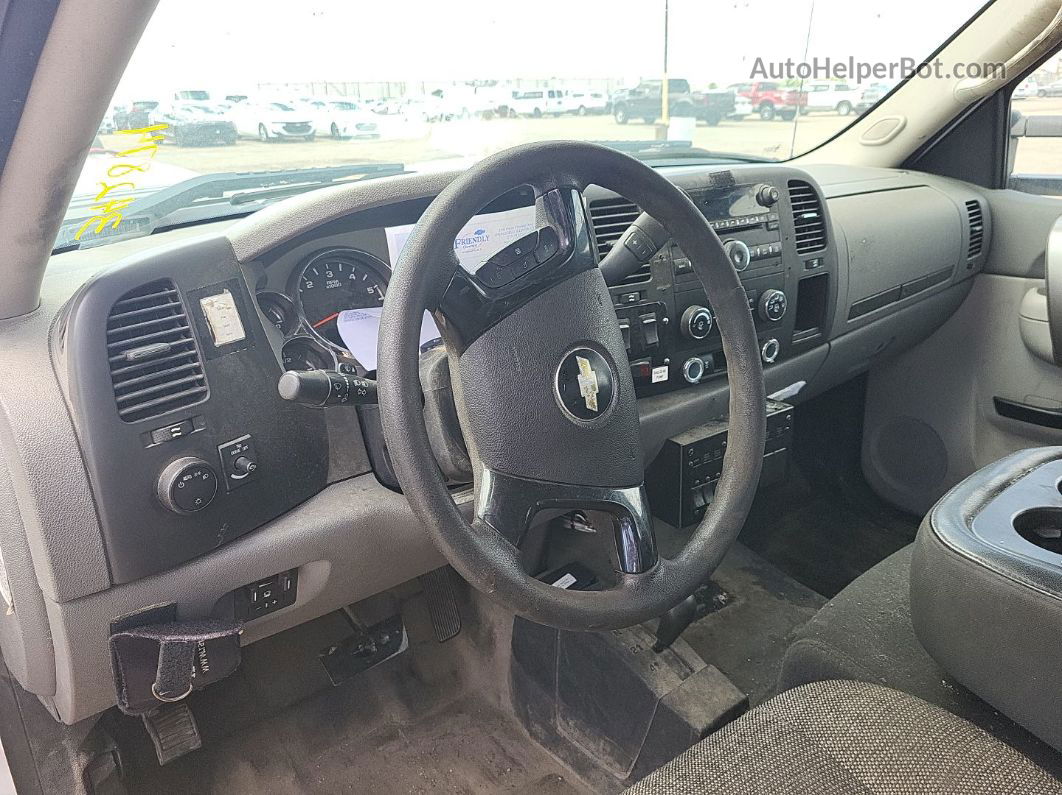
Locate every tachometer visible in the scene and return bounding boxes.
[296,249,388,348]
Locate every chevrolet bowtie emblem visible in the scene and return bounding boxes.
[575,355,600,413]
[556,347,616,423]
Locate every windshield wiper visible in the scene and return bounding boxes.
[595,140,775,163]
[53,163,407,253]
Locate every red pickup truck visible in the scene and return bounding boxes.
[727,81,807,121]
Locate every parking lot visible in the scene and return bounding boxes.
[98,96,1062,177]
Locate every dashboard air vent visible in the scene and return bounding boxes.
[787,180,827,255]
[588,197,651,284]
[966,199,984,259]
[106,280,207,423]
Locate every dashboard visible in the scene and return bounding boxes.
[250,172,814,398]
[0,160,992,724]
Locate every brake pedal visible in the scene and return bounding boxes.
[419,567,462,642]
[141,702,201,765]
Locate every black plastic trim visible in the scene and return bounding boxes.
[994,396,1062,430]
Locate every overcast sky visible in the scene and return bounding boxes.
[117,0,986,99]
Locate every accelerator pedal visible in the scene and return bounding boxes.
[419,567,462,643]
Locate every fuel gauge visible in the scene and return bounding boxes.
[256,291,297,335]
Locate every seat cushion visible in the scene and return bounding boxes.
[777,545,1062,778]
[625,680,1062,795]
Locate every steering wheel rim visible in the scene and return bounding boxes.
[378,141,766,631]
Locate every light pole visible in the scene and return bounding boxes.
[661,0,670,126]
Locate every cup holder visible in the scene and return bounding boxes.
[1013,507,1062,554]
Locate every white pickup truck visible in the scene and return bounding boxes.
[802,80,863,115]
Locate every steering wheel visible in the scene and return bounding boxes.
[378,141,765,631]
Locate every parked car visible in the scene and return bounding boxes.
[113,99,159,130]
[611,79,736,125]
[432,89,498,120]
[855,83,894,114]
[301,99,380,139]
[1012,80,1038,99]
[376,95,448,122]
[612,80,695,124]
[564,89,609,115]
[693,88,738,125]
[500,89,568,118]
[727,81,807,120]
[174,89,211,102]
[230,101,316,141]
[730,95,752,120]
[147,101,237,146]
[1036,80,1062,97]
[802,81,863,115]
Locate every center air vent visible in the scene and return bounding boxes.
[966,199,984,259]
[106,280,207,423]
[788,180,827,255]
[588,197,651,284]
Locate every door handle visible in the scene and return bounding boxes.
[1046,215,1062,365]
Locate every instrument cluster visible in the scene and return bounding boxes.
[254,246,391,373]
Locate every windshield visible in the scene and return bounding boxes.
[62,0,987,250]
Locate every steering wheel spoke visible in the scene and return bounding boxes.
[435,184,595,353]
[476,468,658,574]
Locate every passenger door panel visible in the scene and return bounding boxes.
[861,189,1062,515]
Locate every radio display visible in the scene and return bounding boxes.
[698,185,761,220]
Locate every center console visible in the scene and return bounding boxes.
[589,168,835,398]
[910,447,1062,753]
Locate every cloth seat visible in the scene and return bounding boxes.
[625,680,1062,795]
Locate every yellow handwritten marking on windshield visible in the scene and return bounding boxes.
[74,124,168,241]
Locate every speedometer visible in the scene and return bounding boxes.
[296,249,388,348]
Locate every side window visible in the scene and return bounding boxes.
[836,84,850,91]
[1009,52,1062,196]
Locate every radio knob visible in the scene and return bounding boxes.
[680,305,713,340]
[157,457,218,515]
[682,357,706,384]
[761,338,781,364]
[756,184,780,207]
[758,289,788,322]
[722,240,751,272]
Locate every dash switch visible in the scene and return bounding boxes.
[640,313,660,348]
[218,434,260,492]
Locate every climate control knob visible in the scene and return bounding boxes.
[682,357,706,384]
[157,457,218,515]
[756,184,780,207]
[722,239,751,272]
[761,338,781,364]
[680,305,713,340]
[758,289,788,322]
